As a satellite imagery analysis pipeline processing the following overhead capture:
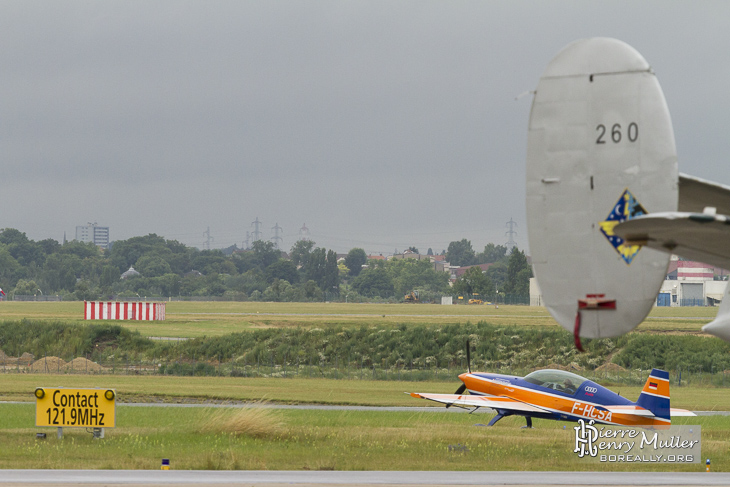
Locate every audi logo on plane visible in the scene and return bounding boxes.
[584,386,598,394]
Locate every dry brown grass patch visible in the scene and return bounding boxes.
[198,403,284,439]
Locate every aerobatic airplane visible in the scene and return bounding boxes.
[525,37,730,347]
[410,366,695,428]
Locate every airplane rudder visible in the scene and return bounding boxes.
[650,368,670,381]
[644,369,670,396]
[637,369,670,420]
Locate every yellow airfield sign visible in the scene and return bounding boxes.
[35,387,116,428]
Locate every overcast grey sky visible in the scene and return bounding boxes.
[2,1,729,255]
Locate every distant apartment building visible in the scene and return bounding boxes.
[75,223,110,249]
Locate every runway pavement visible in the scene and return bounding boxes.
[2,470,730,486]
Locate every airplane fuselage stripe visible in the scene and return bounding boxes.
[639,391,670,399]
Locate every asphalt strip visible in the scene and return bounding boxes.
[2,470,730,486]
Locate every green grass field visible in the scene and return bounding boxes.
[0,402,723,471]
[0,301,718,337]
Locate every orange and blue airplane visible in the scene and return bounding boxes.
[410,357,694,428]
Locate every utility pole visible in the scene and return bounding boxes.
[271,223,283,249]
[203,226,214,250]
[251,217,262,242]
[505,218,518,250]
[243,231,251,250]
[298,223,311,241]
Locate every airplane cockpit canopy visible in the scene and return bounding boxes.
[523,369,586,395]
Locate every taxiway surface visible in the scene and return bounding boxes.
[2,470,730,486]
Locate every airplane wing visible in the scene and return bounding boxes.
[614,211,730,271]
[408,393,549,413]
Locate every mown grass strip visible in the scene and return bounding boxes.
[0,301,717,338]
[0,403,724,471]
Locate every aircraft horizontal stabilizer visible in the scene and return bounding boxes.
[603,405,654,417]
[670,408,696,417]
[615,211,730,271]
[603,405,695,418]
[408,393,548,413]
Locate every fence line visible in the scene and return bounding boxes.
[8,294,533,304]
[12,295,63,302]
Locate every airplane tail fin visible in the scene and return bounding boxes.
[636,368,671,421]
[526,38,677,344]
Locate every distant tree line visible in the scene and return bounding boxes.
[447,239,531,298]
[0,229,531,302]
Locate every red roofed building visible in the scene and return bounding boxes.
[453,263,494,279]
[666,260,723,280]
[676,261,714,280]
